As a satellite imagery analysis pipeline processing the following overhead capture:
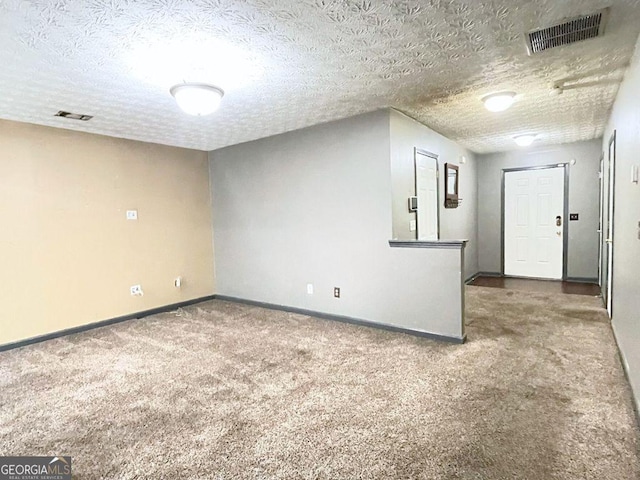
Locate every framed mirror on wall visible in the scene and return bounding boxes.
[444,163,459,208]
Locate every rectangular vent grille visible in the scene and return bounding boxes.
[55,110,93,121]
[526,8,608,55]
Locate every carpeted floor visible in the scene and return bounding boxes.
[0,286,638,479]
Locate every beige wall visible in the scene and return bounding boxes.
[0,120,214,346]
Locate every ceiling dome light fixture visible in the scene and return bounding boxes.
[482,91,517,112]
[170,83,224,116]
[513,134,537,147]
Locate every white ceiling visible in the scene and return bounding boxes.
[0,0,639,153]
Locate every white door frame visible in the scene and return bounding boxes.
[597,153,604,287]
[501,163,570,280]
[605,131,616,316]
[414,148,440,240]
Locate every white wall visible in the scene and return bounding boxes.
[603,34,640,413]
[209,110,465,340]
[477,139,602,279]
[389,110,478,280]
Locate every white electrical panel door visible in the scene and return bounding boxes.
[504,167,565,279]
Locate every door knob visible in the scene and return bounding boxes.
[556,215,562,227]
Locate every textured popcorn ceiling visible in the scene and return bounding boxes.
[0,0,639,153]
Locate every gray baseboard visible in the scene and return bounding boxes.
[215,295,466,344]
[0,295,216,353]
[466,271,502,283]
[468,273,599,286]
[465,272,480,284]
[565,277,599,284]
[0,293,466,352]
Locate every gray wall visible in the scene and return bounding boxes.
[477,139,602,279]
[390,109,479,280]
[209,110,465,339]
[603,34,640,414]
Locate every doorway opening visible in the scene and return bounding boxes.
[600,131,616,317]
[415,148,439,240]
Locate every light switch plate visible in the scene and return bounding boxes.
[410,220,416,231]
[126,210,138,220]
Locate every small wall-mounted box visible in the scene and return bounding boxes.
[408,196,418,212]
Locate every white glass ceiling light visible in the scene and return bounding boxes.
[170,83,224,116]
[482,92,516,112]
[513,134,537,147]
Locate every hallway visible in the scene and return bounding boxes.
[464,284,639,478]
[469,276,602,296]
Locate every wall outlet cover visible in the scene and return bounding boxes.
[334,287,340,298]
[307,283,313,294]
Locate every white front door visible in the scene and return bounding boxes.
[504,167,565,279]
[415,150,438,240]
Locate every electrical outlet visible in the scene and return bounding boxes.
[410,219,416,231]
[334,287,340,298]
[174,277,182,288]
[307,283,313,294]
[130,284,143,296]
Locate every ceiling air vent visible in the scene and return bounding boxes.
[525,8,609,55]
[54,110,93,121]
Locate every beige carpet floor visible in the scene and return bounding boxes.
[0,286,638,479]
